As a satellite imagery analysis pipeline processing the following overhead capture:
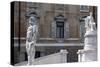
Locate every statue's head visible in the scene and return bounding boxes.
[26,8,39,26]
[90,12,93,16]
[29,16,36,25]
[26,8,39,19]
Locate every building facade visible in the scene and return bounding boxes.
[11,1,97,65]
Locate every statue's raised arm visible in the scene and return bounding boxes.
[85,12,96,32]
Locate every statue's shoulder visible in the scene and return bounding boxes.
[27,26,33,31]
[86,15,91,19]
[85,16,91,22]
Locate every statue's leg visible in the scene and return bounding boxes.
[26,42,30,55]
[27,42,36,65]
[32,45,35,62]
[26,43,29,64]
[27,43,32,65]
[28,44,35,65]
[27,56,31,65]
[27,51,33,65]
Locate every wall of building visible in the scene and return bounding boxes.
[13,2,96,39]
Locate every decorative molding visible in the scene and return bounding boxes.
[80,6,89,12]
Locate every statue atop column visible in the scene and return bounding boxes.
[26,9,39,65]
[85,12,96,32]
[77,12,97,62]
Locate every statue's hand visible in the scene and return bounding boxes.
[30,41,35,45]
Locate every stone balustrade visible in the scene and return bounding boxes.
[33,49,68,65]
[77,49,97,62]
[15,49,68,65]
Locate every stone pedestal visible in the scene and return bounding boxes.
[60,49,68,63]
[77,30,97,62]
[77,49,97,62]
